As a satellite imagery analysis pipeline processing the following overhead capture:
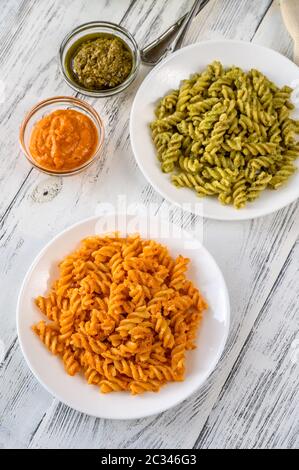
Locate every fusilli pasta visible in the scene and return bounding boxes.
[32,234,207,394]
[150,61,299,209]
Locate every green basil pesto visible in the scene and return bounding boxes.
[66,33,133,90]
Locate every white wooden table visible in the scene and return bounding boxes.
[0,0,298,449]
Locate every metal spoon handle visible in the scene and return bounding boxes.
[170,0,210,53]
[141,0,210,65]
[140,13,188,65]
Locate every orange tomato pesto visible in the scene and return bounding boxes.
[29,109,98,171]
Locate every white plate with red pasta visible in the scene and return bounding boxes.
[17,215,230,419]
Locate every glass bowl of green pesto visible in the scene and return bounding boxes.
[59,21,140,97]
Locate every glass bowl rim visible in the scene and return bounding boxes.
[19,95,105,176]
[58,20,141,97]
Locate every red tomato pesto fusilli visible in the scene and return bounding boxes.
[32,234,207,394]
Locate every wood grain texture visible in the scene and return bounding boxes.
[0,0,195,449]
[195,239,299,449]
[0,0,298,449]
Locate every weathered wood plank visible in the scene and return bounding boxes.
[1,0,298,451]
[194,240,299,449]
[252,0,293,57]
[0,0,194,449]
[26,203,298,449]
[195,1,298,448]
[0,0,134,449]
[14,0,294,450]
[184,0,273,45]
[0,0,133,217]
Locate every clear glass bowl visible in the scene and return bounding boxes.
[19,96,104,176]
[59,21,140,97]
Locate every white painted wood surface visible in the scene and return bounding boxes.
[0,0,298,449]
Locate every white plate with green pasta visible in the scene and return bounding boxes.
[130,40,299,220]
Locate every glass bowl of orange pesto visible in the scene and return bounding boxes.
[19,96,104,175]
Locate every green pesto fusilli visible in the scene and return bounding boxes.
[150,61,299,209]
